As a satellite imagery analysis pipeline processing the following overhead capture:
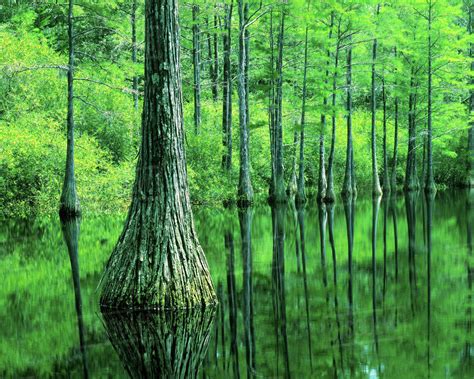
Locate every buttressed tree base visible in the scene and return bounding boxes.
[99,0,216,310]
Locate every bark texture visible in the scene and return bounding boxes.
[102,307,215,378]
[60,0,80,217]
[382,78,390,194]
[100,0,216,310]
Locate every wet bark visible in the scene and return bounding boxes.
[100,0,216,310]
[296,26,308,205]
[221,1,233,171]
[287,131,298,200]
[237,0,253,205]
[102,307,215,378]
[192,4,201,134]
[60,0,80,217]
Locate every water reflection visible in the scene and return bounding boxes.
[102,307,215,378]
[61,217,89,379]
[4,192,474,377]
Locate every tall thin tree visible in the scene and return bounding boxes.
[60,0,80,217]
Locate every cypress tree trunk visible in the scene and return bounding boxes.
[425,0,436,194]
[318,14,333,204]
[60,0,80,218]
[273,9,286,203]
[296,26,308,205]
[221,1,233,171]
[371,8,382,197]
[268,10,276,201]
[325,20,340,203]
[382,78,390,194]
[100,0,216,310]
[391,94,399,191]
[131,0,138,111]
[192,4,201,134]
[469,3,474,188]
[206,14,219,103]
[237,0,253,205]
[342,41,355,199]
[213,11,219,102]
[287,131,298,199]
[405,67,419,191]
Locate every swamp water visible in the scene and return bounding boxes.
[1,191,473,378]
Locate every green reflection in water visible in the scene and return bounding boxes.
[1,191,473,378]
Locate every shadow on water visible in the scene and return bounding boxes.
[61,216,89,379]
[101,307,216,378]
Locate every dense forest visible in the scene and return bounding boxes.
[0,0,473,217]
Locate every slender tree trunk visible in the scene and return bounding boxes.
[405,67,419,191]
[206,14,219,103]
[318,14,334,203]
[100,0,216,309]
[131,0,138,111]
[371,7,382,197]
[425,0,436,194]
[287,131,298,199]
[213,11,219,102]
[296,26,308,205]
[221,1,233,171]
[244,4,250,129]
[192,4,201,134]
[391,94,399,191]
[325,20,341,203]
[342,41,354,199]
[469,3,474,187]
[382,78,390,194]
[60,0,80,217]
[273,9,286,203]
[237,0,253,205]
[269,10,276,201]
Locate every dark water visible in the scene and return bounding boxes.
[1,191,473,378]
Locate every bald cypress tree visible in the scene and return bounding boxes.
[59,0,80,217]
[100,0,216,310]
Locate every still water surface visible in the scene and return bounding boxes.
[1,191,473,378]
